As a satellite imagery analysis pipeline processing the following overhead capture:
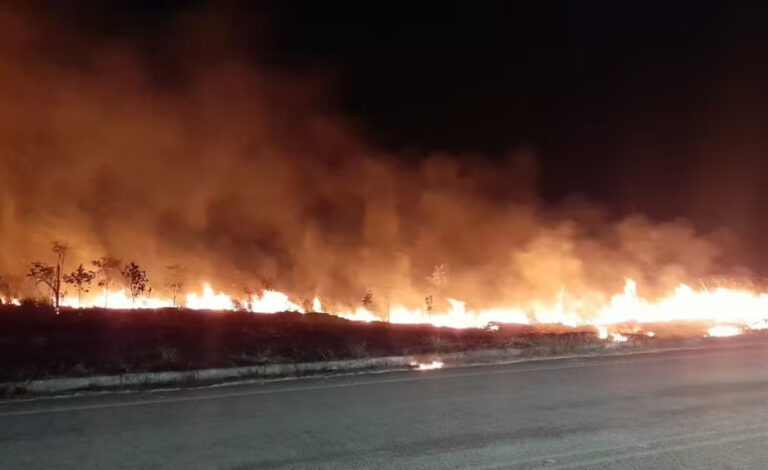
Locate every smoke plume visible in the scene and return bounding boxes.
[0,5,734,315]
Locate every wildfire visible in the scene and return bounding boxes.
[248,290,303,314]
[37,278,768,339]
[185,285,234,311]
[61,290,173,310]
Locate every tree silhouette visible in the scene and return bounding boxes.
[27,262,55,303]
[164,264,185,308]
[63,264,96,306]
[92,257,121,307]
[122,262,151,304]
[427,264,448,287]
[27,241,67,313]
[362,289,373,307]
[425,295,434,313]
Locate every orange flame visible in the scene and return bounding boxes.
[51,278,768,339]
[0,297,20,306]
[706,325,742,337]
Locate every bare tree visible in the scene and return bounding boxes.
[27,241,67,313]
[63,264,96,306]
[425,264,449,318]
[92,257,121,307]
[427,264,448,287]
[425,295,434,313]
[164,264,185,308]
[231,298,246,311]
[121,262,151,304]
[362,289,373,307]
[27,262,55,303]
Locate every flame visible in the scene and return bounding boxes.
[596,326,628,343]
[38,278,768,339]
[707,325,742,337]
[338,299,530,329]
[597,279,768,325]
[249,290,302,313]
[596,325,609,339]
[62,289,173,309]
[610,332,628,343]
[337,307,381,323]
[186,285,234,311]
[411,361,444,370]
[0,297,20,306]
[747,320,768,330]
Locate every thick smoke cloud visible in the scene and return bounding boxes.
[0,6,733,315]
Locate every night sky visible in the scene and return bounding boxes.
[30,1,768,263]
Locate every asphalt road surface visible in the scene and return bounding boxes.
[3,343,768,469]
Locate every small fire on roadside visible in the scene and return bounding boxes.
[410,361,444,371]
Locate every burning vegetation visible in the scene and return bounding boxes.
[2,239,767,342]
[0,6,766,341]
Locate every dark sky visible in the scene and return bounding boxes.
[37,1,768,261]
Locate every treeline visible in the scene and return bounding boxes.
[1,241,185,312]
[1,243,452,316]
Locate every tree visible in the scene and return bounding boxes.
[426,264,448,318]
[427,264,448,287]
[27,262,56,303]
[425,295,434,313]
[27,241,67,313]
[164,264,185,308]
[63,264,96,306]
[92,257,121,307]
[362,289,373,307]
[121,262,151,304]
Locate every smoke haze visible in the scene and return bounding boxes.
[0,5,738,315]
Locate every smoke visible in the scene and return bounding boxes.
[0,6,734,314]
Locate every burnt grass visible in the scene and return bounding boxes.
[0,305,606,382]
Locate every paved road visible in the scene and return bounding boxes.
[3,344,768,469]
